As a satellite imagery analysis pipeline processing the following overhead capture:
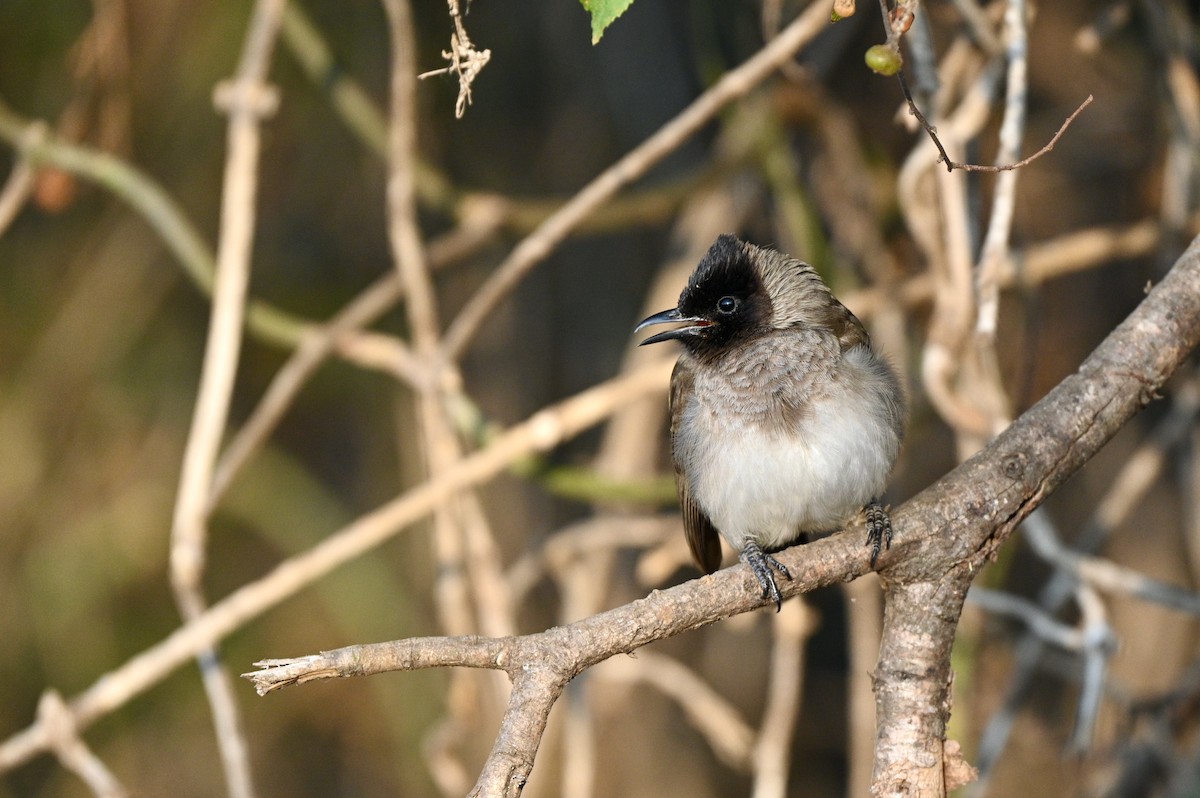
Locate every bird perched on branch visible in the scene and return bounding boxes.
[635,234,906,610]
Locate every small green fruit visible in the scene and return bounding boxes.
[865,44,902,75]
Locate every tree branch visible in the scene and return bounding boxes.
[244,232,1200,796]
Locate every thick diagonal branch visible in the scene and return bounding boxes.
[246,235,1200,797]
[868,235,1200,796]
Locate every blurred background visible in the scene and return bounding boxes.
[2,0,1199,796]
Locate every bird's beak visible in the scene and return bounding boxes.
[634,308,713,346]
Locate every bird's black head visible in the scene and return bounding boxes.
[635,234,772,354]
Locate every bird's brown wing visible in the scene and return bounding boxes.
[669,357,723,574]
[829,296,872,352]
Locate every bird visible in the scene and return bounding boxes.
[635,234,906,610]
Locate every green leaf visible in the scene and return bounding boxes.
[580,0,636,44]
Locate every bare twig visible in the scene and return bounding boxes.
[418,0,490,118]
[0,96,385,355]
[0,150,35,236]
[437,0,833,364]
[596,652,756,772]
[167,3,286,798]
[383,0,514,654]
[751,600,814,798]
[0,357,674,773]
[1069,583,1113,753]
[976,0,1030,339]
[208,275,423,510]
[900,69,1094,173]
[900,79,942,139]
[37,691,129,798]
[1022,511,1200,615]
[843,577,883,798]
[967,587,1090,650]
[841,215,1192,322]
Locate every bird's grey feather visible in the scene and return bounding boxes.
[640,234,907,582]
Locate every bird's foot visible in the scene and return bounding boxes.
[740,541,793,612]
[865,500,893,566]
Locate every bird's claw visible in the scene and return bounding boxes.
[741,541,793,612]
[865,500,893,566]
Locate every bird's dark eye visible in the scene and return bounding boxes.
[716,296,738,314]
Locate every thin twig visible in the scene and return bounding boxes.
[0,151,35,236]
[208,275,422,510]
[968,94,1092,171]
[417,0,490,118]
[843,577,883,798]
[1069,583,1113,753]
[967,587,1087,650]
[751,600,814,798]
[37,691,130,798]
[383,0,514,651]
[0,96,390,355]
[897,70,953,165]
[437,0,833,364]
[975,0,1029,339]
[0,357,675,773]
[167,2,286,797]
[900,68,1094,173]
[1023,510,1200,615]
[595,652,756,772]
[209,219,508,511]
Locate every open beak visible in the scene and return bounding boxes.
[634,308,713,346]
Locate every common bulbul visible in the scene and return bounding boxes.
[636,234,906,610]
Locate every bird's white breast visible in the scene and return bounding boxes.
[674,340,900,552]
